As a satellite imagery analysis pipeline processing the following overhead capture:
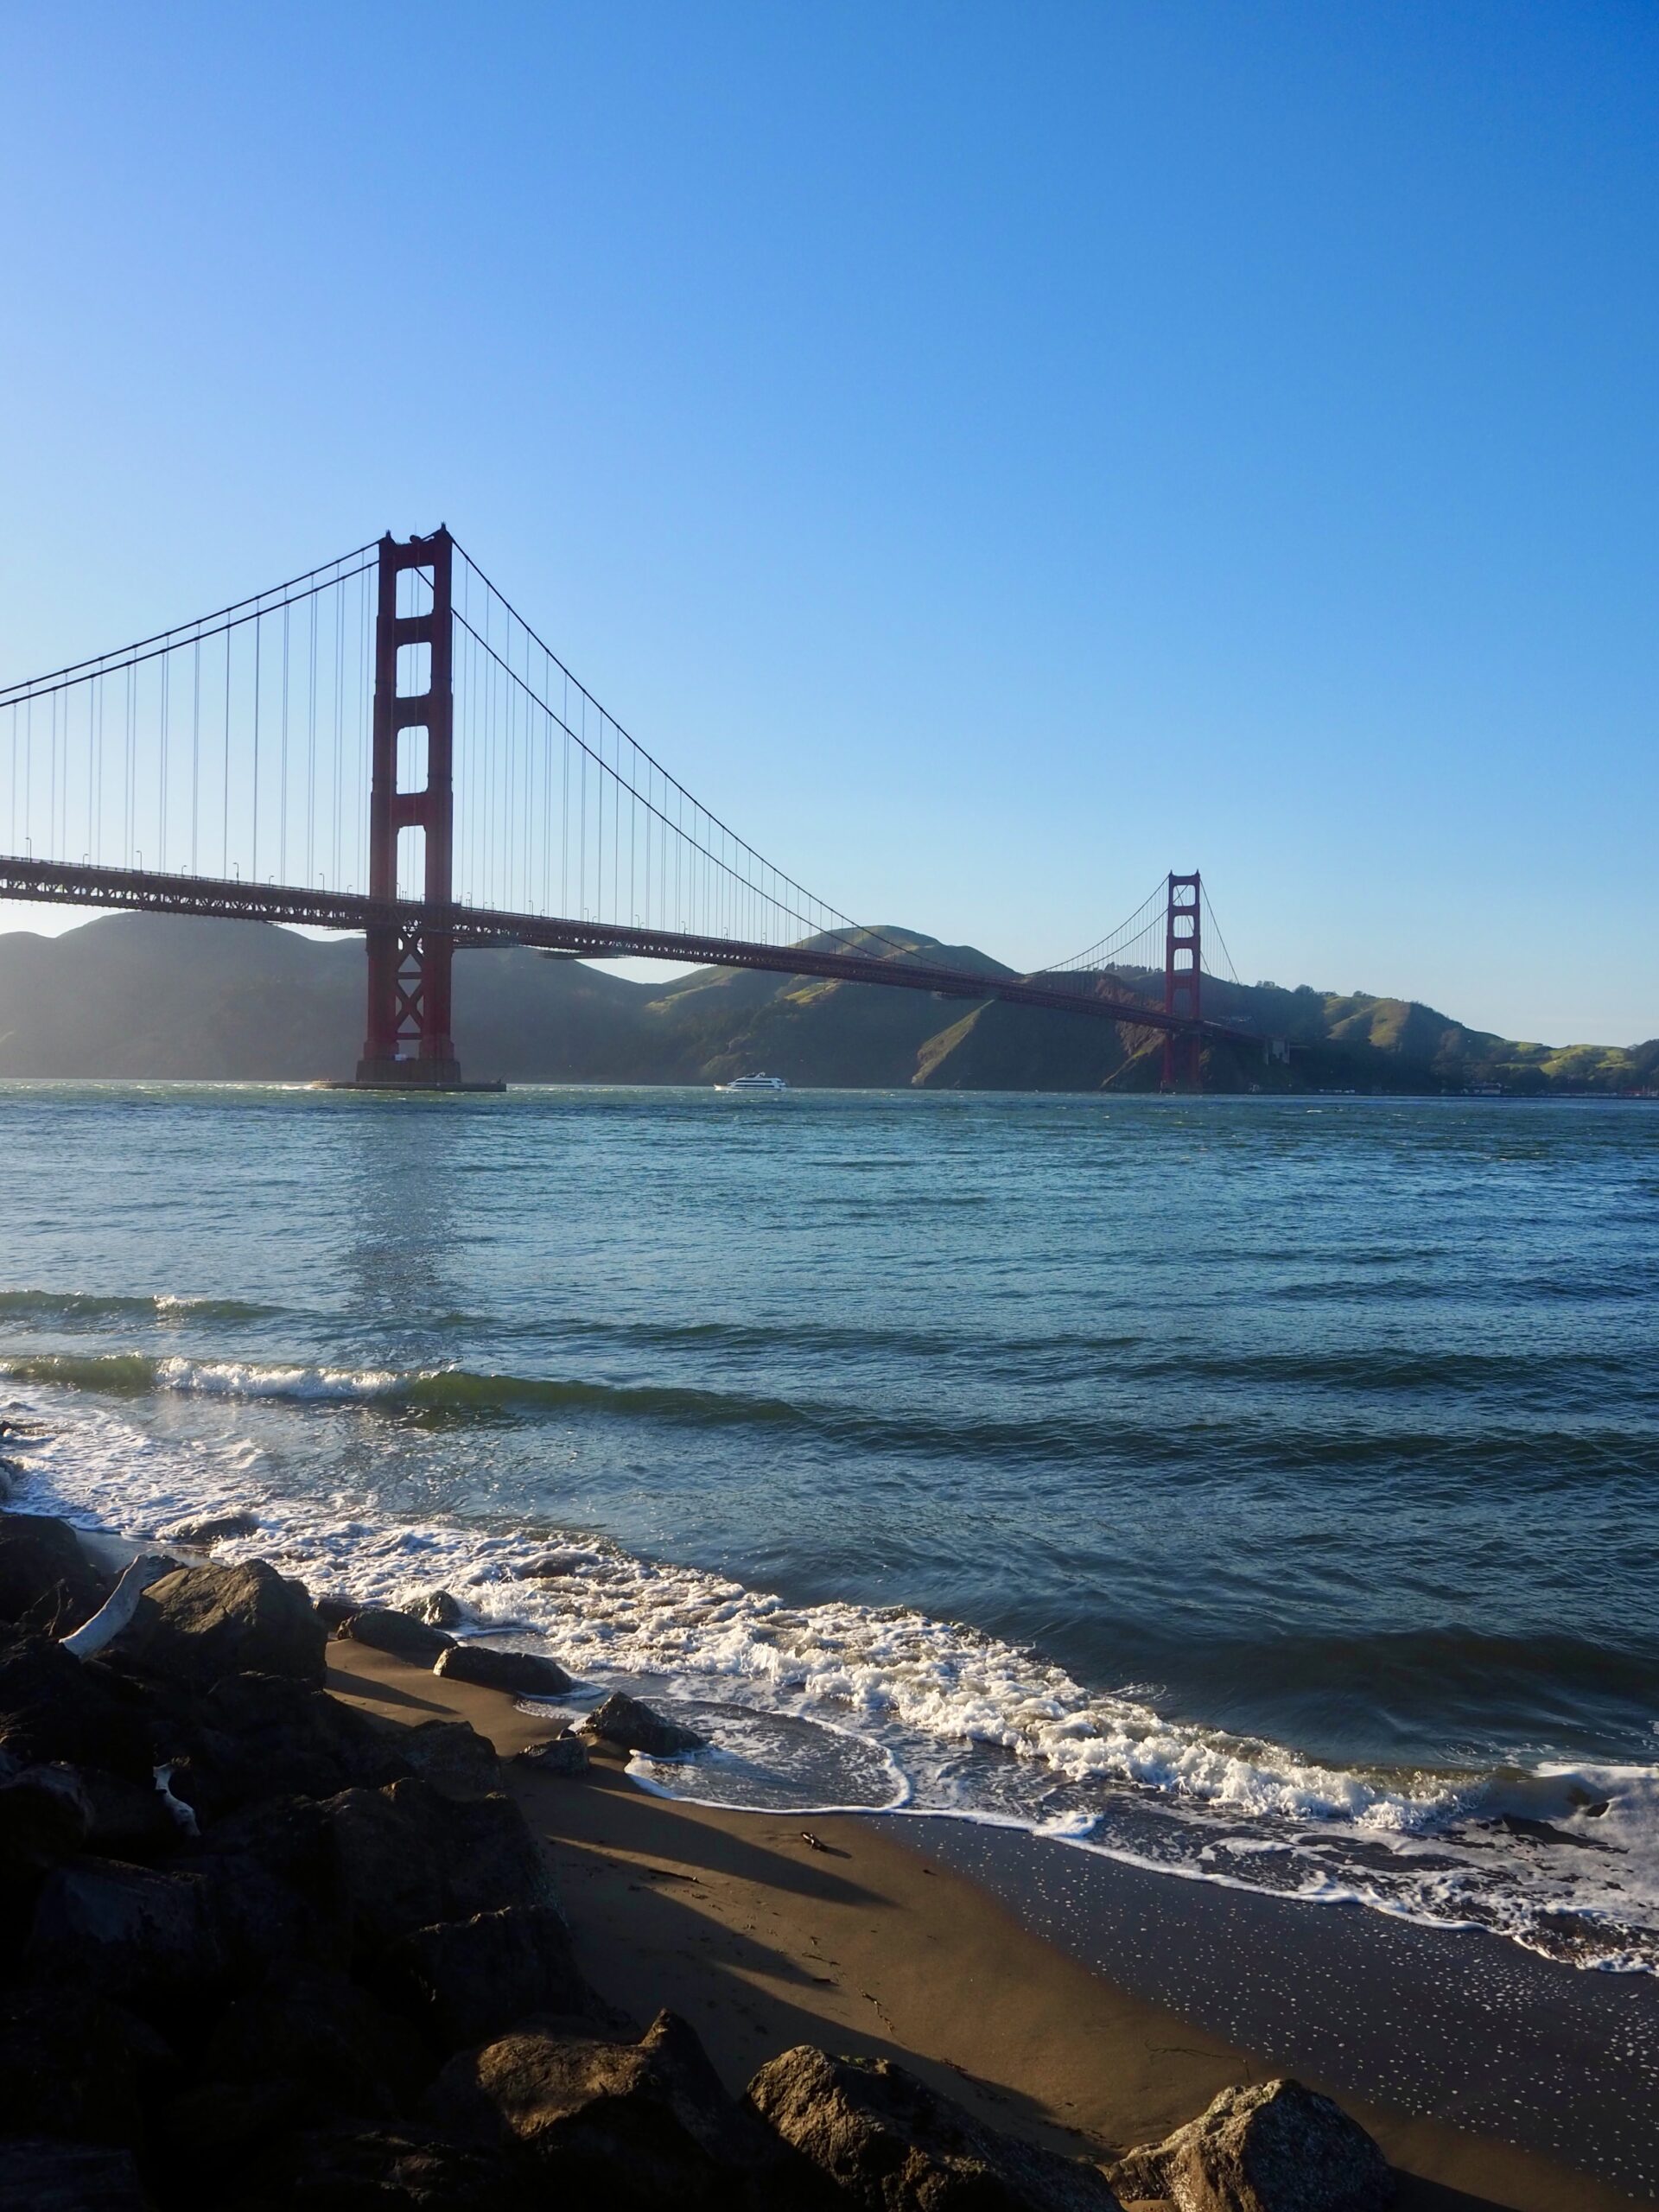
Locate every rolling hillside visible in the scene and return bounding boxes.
[0,912,1651,1094]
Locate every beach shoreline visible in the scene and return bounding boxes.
[328,1638,1655,2210]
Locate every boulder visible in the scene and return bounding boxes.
[580,1690,705,1757]
[414,1590,464,1629]
[26,1858,222,2010]
[110,1560,327,1688]
[325,1777,559,1951]
[380,1903,603,2050]
[431,2008,777,2208]
[746,2044,1123,2211]
[156,2076,306,2167]
[79,1767,179,1859]
[390,1719,502,1799]
[512,1554,582,1579]
[1109,2082,1392,2212]
[226,2126,542,2210]
[200,1961,432,2126]
[342,1608,456,1664]
[0,1513,109,1633]
[188,1844,327,1980]
[0,1759,94,1866]
[515,1732,590,1777]
[0,2138,155,2209]
[435,1643,572,1697]
[0,1636,154,1779]
[160,1510,260,1548]
[160,1669,411,1821]
[0,1986,173,2147]
[313,1594,359,1631]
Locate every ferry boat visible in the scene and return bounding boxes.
[715,1073,790,1094]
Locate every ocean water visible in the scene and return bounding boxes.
[1,1080,1656,1970]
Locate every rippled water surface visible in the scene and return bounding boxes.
[2,1083,1656,1965]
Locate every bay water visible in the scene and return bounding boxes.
[2,1082,1656,1969]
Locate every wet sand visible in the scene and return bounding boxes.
[327,1642,1650,2209]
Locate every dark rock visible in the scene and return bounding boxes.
[79,1768,180,1859]
[391,1719,502,1799]
[0,2138,155,2209]
[157,2076,307,2165]
[435,1643,572,1697]
[414,1589,464,1629]
[515,1732,590,1777]
[342,1608,456,1664]
[431,2007,777,2208]
[189,1844,327,1980]
[380,1904,602,2051]
[188,1777,557,1961]
[27,1857,222,2009]
[0,1987,173,2147]
[201,1961,431,2125]
[159,1510,260,1548]
[0,1513,109,1633]
[746,2044,1123,2210]
[161,1669,411,1821]
[581,1690,705,1757]
[511,1554,582,1579]
[0,1759,93,1866]
[1110,2081,1393,2212]
[227,2126,541,2210]
[314,1594,358,1630]
[327,1777,559,1951]
[110,1560,327,1688]
[0,1636,154,1779]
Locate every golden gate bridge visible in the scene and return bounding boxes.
[0,529,1264,1090]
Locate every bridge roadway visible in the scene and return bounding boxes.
[0,855,1262,1052]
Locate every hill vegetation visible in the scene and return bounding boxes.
[0,912,1651,1095]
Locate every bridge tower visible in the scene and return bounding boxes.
[1161,871,1202,1090]
[355,529,463,1088]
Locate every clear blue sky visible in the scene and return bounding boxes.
[2,3,1655,1041]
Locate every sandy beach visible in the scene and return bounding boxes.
[327,1640,1651,2211]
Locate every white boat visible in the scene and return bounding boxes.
[716,1072,790,1093]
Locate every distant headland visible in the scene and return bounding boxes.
[0,912,1652,1096]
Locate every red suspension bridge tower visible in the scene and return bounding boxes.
[354,529,470,1088]
[1162,870,1202,1090]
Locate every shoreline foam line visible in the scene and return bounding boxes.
[6,1376,1658,1975]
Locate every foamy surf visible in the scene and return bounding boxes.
[5,1377,1659,1975]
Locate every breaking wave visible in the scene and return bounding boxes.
[5,1378,1659,1976]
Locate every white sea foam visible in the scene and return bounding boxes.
[7,1376,1659,1972]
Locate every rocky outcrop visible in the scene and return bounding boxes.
[340,1606,456,1664]
[0,1513,110,1633]
[158,1511,259,1548]
[0,2137,156,2209]
[318,1777,561,1954]
[745,2044,1122,2211]
[431,2007,782,2208]
[110,1560,327,1688]
[581,1689,706,1756]
[0,1515,1405,2212]
[227,2126,541,2210]
[28,1859,223,2010]
[380,1903,604,2050]
[0,1633,154,1777]
[1110,2082,1393,2212]
[435,1643,572,1696]
[516,1731,591,1777]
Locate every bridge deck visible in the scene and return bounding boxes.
[0,855,1261,1050]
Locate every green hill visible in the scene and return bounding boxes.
[0,912,1650,1095]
